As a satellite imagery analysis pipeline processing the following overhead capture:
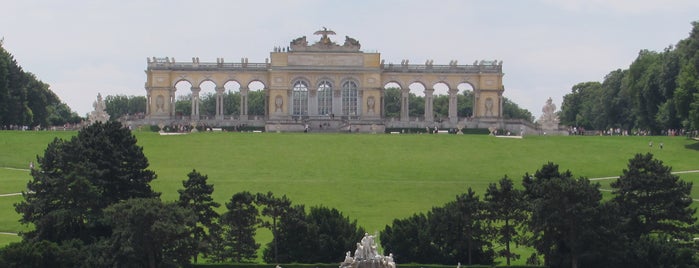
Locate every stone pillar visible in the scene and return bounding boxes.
[424,88,434,122]
[240,86,249,118]
[145,88,151,116]
[215,86,224,120]
[448,89,458,123]
[191,86,201,120]
[473,90,480,118]
[264,89,269,119]
[169,87,176,117]
[333,89,342,117]
[308,88,318,116]
[498,91,503,118]
[400,88,409,121]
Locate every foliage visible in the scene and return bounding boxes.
[100,198,196,268]
[522,162,606,268]
[0,239,84,268]
[256,192,292,263]
[177,169,221,262]
[0,44,79,128]
[560,21,699,132]
[484,176,526,265]
[212,191,260,263]
[381,189,493,265]
[104,94,146,120]
[15,121,159,242]
[610,153,696,238]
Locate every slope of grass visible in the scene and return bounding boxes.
[1,130,698,264]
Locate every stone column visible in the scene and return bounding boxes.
[448,89,458,123]
[191,86,201,120]
[169,87,176,117]
[424,88,434,122]
[264,89,269,120]
[400,88,409,121]
[240,86,249,119]
[473,90,480,118]
[498,91,503,118]
[333,89,342,117]
[215,86,224,120]
[308,88,318,116]
[145,87,151,116]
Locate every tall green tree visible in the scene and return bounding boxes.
[15,121,159,242]
[484,176,526,266]
[177,169,220,262]
[384,87,401,118]
[305,206,365,263]
[263,204,313,263]
[610,153,696,238]
[256,191,292,264]
[522,162,606,268]
[211,191,260,263]
[100,198,196,268]
[104,95,146,120]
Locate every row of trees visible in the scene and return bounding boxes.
[560,21,699,133]
[170,88,534,122]
[382,154,697,267]
[0,42,81,128]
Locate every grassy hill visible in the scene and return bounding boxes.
[2,130,699,261]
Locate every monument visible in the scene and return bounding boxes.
[537,97,560,133]
[88,93,110,124]
[142,28,520,133]
[339,233,395,268]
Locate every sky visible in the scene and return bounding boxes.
[1,0,698,118]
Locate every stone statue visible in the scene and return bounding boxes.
[367,96,375,115]
[275,95,283,113]
[340,233,394,268]
[538,97,560,132]
[156,95,165,112]
[484,98,494,117]
[291,36,308,47]
[344,36,361,49]
[88,93,110,124]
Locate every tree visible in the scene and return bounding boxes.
[384,87,401,118]
[0,239,84,268]
[211,191,260,263]
[484,176,526,266]
[610,153,696,238]
[176,169,220,262]
[305,206,365,263]
[104,95,146,120]
[522,162,606,268]
[381,213,437,263]
[263,204,313,263]
[255,191,292,263]
[100,198,196,268]
[15,121,159,242]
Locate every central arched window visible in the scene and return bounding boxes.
[318,80,333,115]
[342,80,358,115]
[292,80,308,115]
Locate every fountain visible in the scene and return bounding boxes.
[339,233,395,268]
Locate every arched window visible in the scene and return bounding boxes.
[342,80,358,116]
[292,80,308,115]
[318,80,333,115]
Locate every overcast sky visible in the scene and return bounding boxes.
[2,0,698,118]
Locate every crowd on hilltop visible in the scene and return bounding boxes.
[568,126,698,137]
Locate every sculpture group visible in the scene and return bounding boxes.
[340,233,395,268]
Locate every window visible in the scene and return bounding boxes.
[318,80,333,115]
[342,80,358,115]
[292,80,308,115]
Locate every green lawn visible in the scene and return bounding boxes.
[1,130,698,265]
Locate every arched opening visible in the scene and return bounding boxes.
[383,82,402,119]
[317,80,333,116]
[174,80,193,119]
[292,80,309,116]
[433,83,450,119]
[408,82,425,118]
[341,80,358,116]
[457,83,475,118]
[198,80,216,119]
[247,81,266,116]
[224,81,241,116]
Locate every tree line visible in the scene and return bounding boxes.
[0,42,81,129]
[167,88,534,122]
[560,21,699,134]
[1,121,695,267]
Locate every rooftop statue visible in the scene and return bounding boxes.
[88,93,110,125]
